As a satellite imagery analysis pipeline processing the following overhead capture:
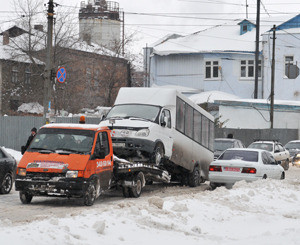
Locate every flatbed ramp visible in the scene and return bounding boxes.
[114,159,171,198]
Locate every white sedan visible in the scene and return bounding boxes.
[209,148,285,189]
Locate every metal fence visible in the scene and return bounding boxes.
[0,116,101,151]
[1,115,298,151]
[215,128,299,147]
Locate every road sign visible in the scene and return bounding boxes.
[56,67,67,83]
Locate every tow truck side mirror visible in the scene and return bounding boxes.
[92,149,106,159]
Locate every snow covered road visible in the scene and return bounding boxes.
[0,166,299,245]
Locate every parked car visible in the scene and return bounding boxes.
[247,140,290,170]
[214,138,245,159]
[284,140,300,159]
[0,147,17,194]
[291,152,300,167]
[209,148,285,189]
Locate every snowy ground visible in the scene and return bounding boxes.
[1,149,300,245]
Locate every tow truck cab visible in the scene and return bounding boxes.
[15,124,114,206]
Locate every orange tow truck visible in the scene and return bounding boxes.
[15,124,170,206]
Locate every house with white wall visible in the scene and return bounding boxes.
[145,14,300,101]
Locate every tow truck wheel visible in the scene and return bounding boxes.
[0,173,13,194]
[19,191,33,204]
[188,167,201,187]
[129,175,142,198]
[83,183,96,206]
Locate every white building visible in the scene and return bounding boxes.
[145,14,300,101]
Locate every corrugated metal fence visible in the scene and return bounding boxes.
[0,116,101,151]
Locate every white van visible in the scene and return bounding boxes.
[100,87,214,186]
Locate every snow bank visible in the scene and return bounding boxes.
[1,175,300,244]
[17,102,43,114]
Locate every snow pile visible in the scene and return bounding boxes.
[17,102,43,114]
[189,90,240,104]
[1,174,300,244]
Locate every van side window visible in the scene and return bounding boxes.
[193,110,202,143]
[95,132,110,157]
[176,98,185,133]
[185,104,194,139]
[161,109,171,128]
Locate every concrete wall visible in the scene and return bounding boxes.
[215,127,298,147]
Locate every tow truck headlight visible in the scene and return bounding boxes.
[66,171,78,178]
[17,168,26,176]
[135,129,150,137]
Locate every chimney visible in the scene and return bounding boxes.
[2,31,9,45]
[34,25,43,32]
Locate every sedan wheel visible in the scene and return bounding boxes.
[280,172,285,180]
[0,173,13,194]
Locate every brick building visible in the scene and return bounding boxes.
[0,26,130,115]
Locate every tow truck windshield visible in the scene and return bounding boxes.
[28,128,95,154]
[106,104,161,122]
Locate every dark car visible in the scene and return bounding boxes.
[214,138,245,159]
[285,140,300,159]
[0,147,17,194]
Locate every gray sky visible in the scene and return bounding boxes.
[1,0,300,55]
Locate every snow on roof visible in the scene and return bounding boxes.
[189,91,240,104]
[151,83,201,93]
[42,123,107,131]
[215,98,300,108]
[153,15,296,56]
[0,45,44,65]
[150,34,183,48]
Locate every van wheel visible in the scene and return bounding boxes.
[129,175,142,198]
[188,167,201,187]
[122,186,130,198]
[282,159,289,170]
[83,183,96,206]
[0,173,13,194]
[152,143,164,166]
[19,191,33,204]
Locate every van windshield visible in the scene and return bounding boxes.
[106,104,161,122]
[28,128,95,154]
[214,140,234,151]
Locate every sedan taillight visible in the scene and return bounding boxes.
[241,167,256,174]
[209,165,222,172]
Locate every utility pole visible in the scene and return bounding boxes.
[43,0,54,123]
[122,11,125,56]
[254,0,260,99]
[270,25,276,129]
[246,0,248,19]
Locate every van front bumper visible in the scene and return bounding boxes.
[15,178,88,197]
[112,137,156,157]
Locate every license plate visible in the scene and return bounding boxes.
[112,143,126,147]
[224,167,240,172]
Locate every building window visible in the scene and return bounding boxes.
[86,68,92,85]
[12,67,18,83]
[25,67,31,84]
[94,69,100,87]
[205,61,219,79]
[240,60,261,78]
[242,25,247,32]
[285,56,299,79]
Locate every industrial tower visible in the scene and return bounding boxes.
[79,0,122,50]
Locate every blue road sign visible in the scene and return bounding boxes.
[56,67,67,83]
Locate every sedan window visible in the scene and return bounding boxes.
[219,150,258,162]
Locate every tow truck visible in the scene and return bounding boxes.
[15,123,171,206]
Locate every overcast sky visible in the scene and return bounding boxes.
[1,0,300,56]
